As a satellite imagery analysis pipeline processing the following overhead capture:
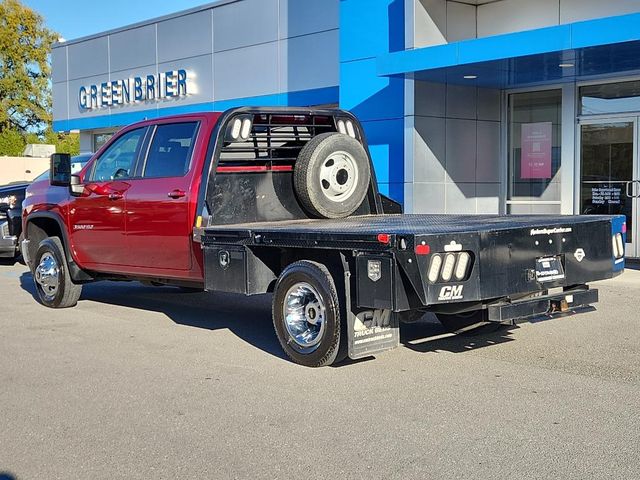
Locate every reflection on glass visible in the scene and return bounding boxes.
[580,122,633,242]
[580,81,640,116]
[93,133,114,152]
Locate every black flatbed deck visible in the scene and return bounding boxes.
[204,213,611,236]
[201,213,613,249]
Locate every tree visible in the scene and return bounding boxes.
[0,0,57,135]
[44,129,79,156]
[0,127,24,155]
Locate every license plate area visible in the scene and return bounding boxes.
[535,255,565,283]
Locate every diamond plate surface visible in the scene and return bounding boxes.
[205,214,613,237]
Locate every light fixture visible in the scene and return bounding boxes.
[454,252,471,280]
[428,255,442,283]
[441,253,457,282]
[463,75,477,79]
[559,63,574,68]
[228,116,253,141]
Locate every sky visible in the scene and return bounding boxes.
[23,0,215,41]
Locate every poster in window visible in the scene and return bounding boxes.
[521,122,552,179]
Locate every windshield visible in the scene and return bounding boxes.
[34,154,93,182]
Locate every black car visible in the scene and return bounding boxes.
[0,181,29,259]
[0,154,92,261]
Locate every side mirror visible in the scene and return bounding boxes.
[50,153,71,187]
[70,174,84,196]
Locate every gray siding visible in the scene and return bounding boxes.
[409,81,501,214]
[52,0,339,126]
[414,0,640,47]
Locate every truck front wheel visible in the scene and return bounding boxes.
[33,237,82,308]
[272,261,345,367]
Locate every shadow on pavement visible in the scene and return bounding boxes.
[400,315,518,354]
[19,272,287,362]
[19,272,519,364]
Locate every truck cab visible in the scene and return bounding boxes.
[23,113,221,284]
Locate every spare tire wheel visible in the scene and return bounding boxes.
[294,132,371,218]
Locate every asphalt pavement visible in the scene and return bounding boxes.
[1,260,639,479]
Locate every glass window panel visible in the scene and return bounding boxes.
[508,90,562,204]
[579,122,633,242]
[580,81,640,115]
[143,122,199,178]
[90,128,145,182]
[93,132,114,152]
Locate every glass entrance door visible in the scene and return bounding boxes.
[580,119,636,256]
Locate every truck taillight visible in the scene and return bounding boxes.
[454,252,471,280]
[428,255,442,282]
[427,251,473,284]
[441,254,456,282]
[613,233,624,259]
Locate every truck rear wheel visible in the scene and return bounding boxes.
[272,260,345,367]
[436,310,504,336]
[294,132,371,219]
[33,237,82,308]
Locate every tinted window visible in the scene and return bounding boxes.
[91,128,145,182]
[143,122,198,178]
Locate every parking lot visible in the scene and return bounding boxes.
[1,261,639,479]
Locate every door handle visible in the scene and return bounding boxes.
[168,189,186,199]
[108,192,123,201]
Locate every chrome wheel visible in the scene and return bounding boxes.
[283,282,326,350]
[319,151,359,202]
[35,252,60,301]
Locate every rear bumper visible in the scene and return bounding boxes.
[487,287,598,322]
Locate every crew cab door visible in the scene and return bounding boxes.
[124,121,200,271]
[69,127,147,267]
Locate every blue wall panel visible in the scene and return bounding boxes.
[339,0,404,62]
[362,118,404,185]
[340,58,404,122]
[340,0,405,203]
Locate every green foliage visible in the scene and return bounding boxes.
[46,130,80,156]
[23,129,80,156]
[0,127,24,155]
[0,1,78,157]
[0,0,58,134]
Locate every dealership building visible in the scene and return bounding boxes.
[52,0,640,256]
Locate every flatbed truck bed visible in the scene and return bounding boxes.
[24,107,626,367]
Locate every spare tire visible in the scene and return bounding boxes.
[294,132,371,218]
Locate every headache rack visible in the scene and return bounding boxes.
[218,113,338,168]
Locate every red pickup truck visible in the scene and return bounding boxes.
[22,107,625,367]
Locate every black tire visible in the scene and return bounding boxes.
[294,132,371,219]
[33,237,82,308]
[272,260,346,367]
[436,310,505,336]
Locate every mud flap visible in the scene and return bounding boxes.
[342,257,400,360]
